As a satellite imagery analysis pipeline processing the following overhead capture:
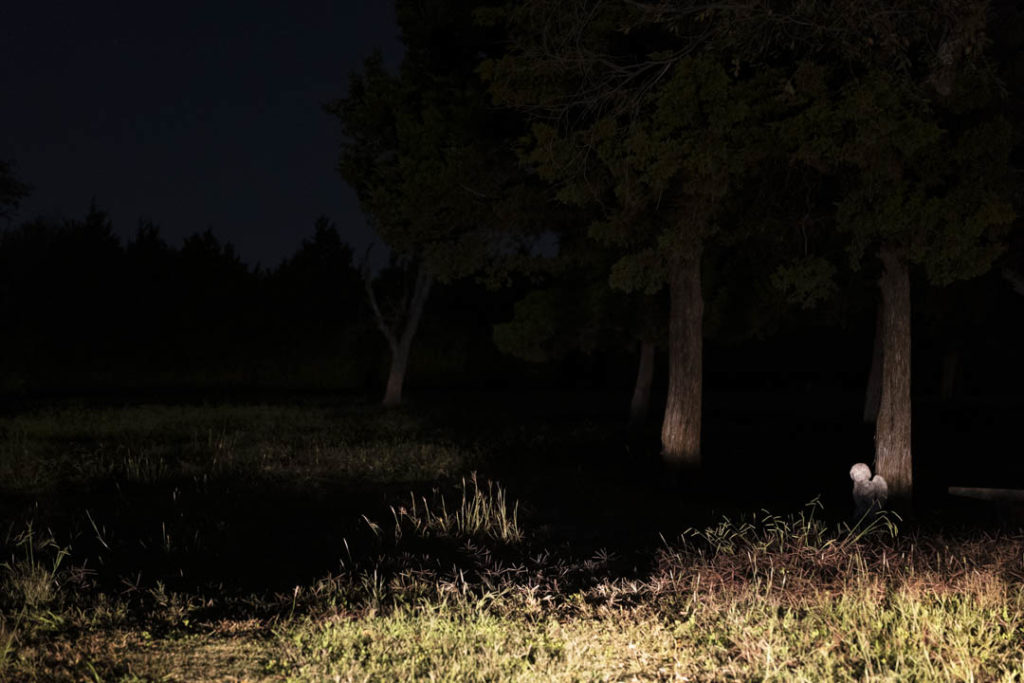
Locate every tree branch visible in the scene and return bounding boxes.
[360,244,398,351]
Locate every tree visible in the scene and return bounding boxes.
[485,2,783,469]
[0,160,31,223]
[177,228,256,369]
[328,53,490,406]
[273,216,363,329]
[363,255,433,406]
[760,0,1017,505]
[0,203,127,388]
[328,1,533,406]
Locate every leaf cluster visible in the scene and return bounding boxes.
[329,45,528,284]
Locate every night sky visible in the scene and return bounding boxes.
[2,1,403,268]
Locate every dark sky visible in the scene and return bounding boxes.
[2,1,403,269]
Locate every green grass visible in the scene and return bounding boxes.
[0,399,1022,680]
[0,402,476,492]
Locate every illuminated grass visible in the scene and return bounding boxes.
[8,517,1019,681]
[272,579,1024,682]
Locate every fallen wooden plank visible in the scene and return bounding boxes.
[948,487,1024,503]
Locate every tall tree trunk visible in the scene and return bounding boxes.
[629,340,656,429]
[875,247,912,506]
[366,263,433,407]
[863,303,883,423]
[661,248,703,469]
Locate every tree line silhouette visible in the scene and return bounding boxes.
[0,178,594,396]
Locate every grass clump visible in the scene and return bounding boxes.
[659,499,901,595]
[389,473,522,544]
[0,524,77,678]
[1,524,70,610]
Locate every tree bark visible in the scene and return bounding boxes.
[629,340,656,429]
[382,339,411,407]
[366,263,433,407]
[661,248,703,469]
[875,247,912,506]
[863,303,883,423]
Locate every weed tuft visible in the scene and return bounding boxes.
[1,523,70,609]
[391,473,523,544]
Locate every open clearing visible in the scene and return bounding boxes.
[1,397,1022,680]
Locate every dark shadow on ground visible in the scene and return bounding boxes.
[2,388,1021,599]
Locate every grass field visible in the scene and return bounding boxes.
[1,396,1022,680]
